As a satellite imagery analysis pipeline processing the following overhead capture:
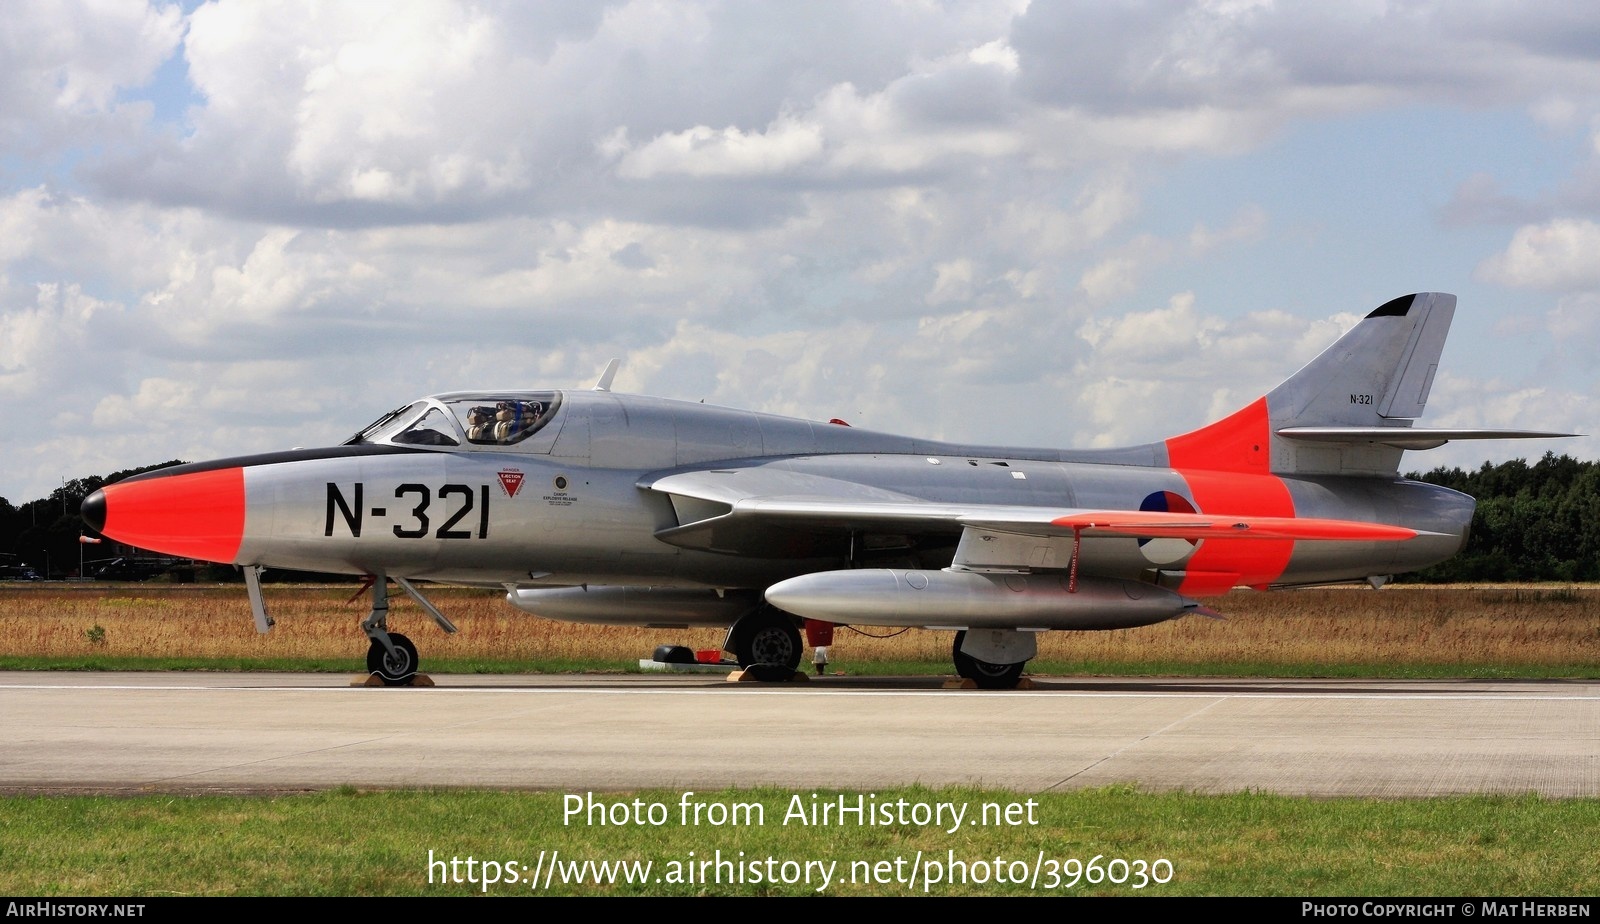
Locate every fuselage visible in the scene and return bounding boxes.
[83,388,1473,596]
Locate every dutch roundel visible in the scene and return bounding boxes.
[1138,490,1199,564]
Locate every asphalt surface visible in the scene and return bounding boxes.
[2,671,1596,796]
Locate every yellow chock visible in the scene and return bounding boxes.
[727,668,810,683]
[352,673,435,687]
[941,677,1035,690]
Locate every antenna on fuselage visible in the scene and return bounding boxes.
[592,358,620,392]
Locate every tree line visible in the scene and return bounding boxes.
[1407,452,1600,583]
[1,453,1596,582]
[0,461,183,579]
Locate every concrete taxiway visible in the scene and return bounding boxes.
[1,671,1596,797]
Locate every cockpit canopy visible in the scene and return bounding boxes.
[346,392,562,449]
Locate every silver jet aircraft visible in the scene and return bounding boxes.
[81,293,1569,687]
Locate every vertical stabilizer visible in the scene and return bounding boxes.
[1165,293,1457,476]
[1273,292,1454,431]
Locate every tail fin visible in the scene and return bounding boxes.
[1166,293,1457,476]
[1270,292,1455,430]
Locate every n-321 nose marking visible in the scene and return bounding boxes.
[325,483,491,539]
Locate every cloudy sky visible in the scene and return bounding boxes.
[3,0,1597,504]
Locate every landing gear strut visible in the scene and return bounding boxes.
[359,575,418,685]
[354,573,461,685]
[359,572,465,685]
[951,630,1028,690]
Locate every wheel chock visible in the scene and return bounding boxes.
[351,673,435,687]
[941,677,1035,690]
[727,666,810,683]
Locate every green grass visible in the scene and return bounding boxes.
[0,787,1594,896]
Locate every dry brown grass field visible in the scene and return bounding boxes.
[2,581,1597,674]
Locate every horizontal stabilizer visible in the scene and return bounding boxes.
[1278,426,1580,451]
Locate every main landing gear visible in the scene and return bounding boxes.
[726,605,803,678]
[951,629,1032,690]
[358,573,459,686]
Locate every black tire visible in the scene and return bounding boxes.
[653,644,697,664]
[367,632,419,686]
[742,662,796,682]
[734,608,802,672]
[951,630,1026,690]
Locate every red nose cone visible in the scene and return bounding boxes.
[94,468,246,564]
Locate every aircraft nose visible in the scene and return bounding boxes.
[90,467,247,564]
[81,489,107,533]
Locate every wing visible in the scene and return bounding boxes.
[641,467,1426,566]
[644,467,1013,556]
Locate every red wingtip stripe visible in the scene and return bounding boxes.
[99,468,246,564]
[1051,512,1416,542]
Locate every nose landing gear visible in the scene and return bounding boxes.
[357,573,457,686]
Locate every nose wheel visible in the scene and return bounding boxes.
[357,574,428,686]
[367,632,418,685]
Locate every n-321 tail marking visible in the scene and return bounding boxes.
[325,482,491,539]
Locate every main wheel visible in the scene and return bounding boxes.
[951,630,1025,690]
[367,632,419,686]
[734,608,803,673]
